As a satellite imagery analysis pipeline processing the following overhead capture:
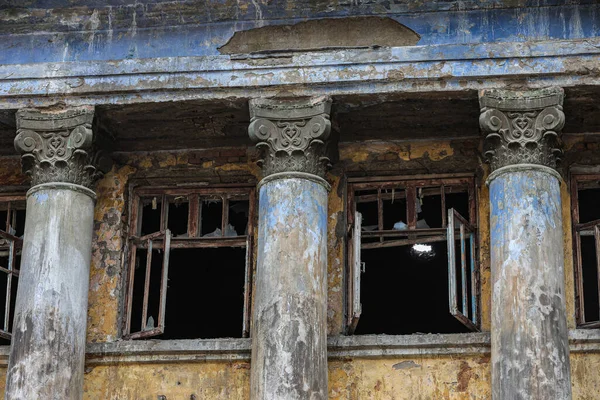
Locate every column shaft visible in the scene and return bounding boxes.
[489,168,570,399]
[6,106,108,400]
[248,97,333,400]
[252,177,328,399]
[6,184,94,399]
[480,88,572,400]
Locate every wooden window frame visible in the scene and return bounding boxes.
[346,175,480,334]
[0,195,26,341]
[123,185,256,340]
[571,174,600,328]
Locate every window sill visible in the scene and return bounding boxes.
[0,330,596,366]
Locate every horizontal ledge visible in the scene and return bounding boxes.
[1,39,600,108]
[0,330,596,366]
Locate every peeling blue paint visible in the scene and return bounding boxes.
[0,4,599,65]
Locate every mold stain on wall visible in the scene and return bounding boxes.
[0,134,596,398]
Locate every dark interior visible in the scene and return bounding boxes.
[130,247,246,339]
[354,185,474,335]
[578,186,600,323]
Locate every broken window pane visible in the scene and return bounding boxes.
[140,197,162,236]
[581,234,599,322]
[444,187,470,224]
[229,200,249,236]
[355,189,379,230]
[162,248,246,339]
[349,178,478,335]
[355,242,471,335]
[418,187,442,229]
[167,197,189,237]
[578,181,600,224]
[382,188,407,230]
[201,198,223,237]
[126,187,254,340]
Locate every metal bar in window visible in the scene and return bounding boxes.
[242,236,252,338]
[448,210,457,315]
[470,232,478,325]
[441,185,447,228]
[188,195,199,238]
[160,195,167,232]
[243,188,256,337]
[5,202,11,233]
[141,239,153,332]
[222,197,230,237]
[4,239,14,332]
[447,208,479,332]
[362,235,447,250]
[406,186,417,229]
[348,211,362,334]
[0,231,21,242]
[156,230,171,334]
[0,266,18,277]
[124,242,137,336]
[575,232,586,324]
[460,223,468,317]
[198,200,203,238]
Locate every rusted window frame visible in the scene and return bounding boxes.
[123,185,256,340]
[346,175,480,334]
[0,195,26,341]
[571,174,600,328]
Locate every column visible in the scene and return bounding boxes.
[6,107,108,400]
[248,96,332,400]
[480,88,572,400]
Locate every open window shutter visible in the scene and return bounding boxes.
[447,209,479,331]
[348,211,363,334]
[575,218,600,328]
[0,230,21,340]
[242,234,253,338]
[126,229,171,339]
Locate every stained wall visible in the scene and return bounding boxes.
[0,135,597,398]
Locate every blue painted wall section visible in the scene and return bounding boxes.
[0,2,599,64]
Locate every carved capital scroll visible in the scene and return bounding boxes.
[14,106,111,189]
[248,96,332,178]
[479,88,565,171]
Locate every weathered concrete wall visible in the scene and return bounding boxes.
[0,135,599,397]
[1,2,599,64]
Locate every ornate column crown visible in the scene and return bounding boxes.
[248,96,332,178]
[14,106,110,189]
[479,87,565,171]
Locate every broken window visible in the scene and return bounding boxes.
[571,175,600,328]
[124,186,255,340]
[347,176,479,335]
[0,197,25,344]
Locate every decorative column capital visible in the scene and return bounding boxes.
[479,87,565,172]
[14,106,111,189]
[248,96,332,178]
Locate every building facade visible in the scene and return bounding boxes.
[1,1,600,399]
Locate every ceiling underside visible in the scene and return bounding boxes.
[0,87,599,156]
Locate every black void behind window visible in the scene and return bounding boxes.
[572,176,600,328]
[125,188,255,340]
[0,198,25,345]
[347,178,478,335]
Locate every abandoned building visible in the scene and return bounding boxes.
[1,1,600,399]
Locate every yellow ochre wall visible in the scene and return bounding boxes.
[0,137,598,399]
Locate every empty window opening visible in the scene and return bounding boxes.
[348,177,478,335]
[0,198,25,344]
[572,176,600,327]
[167,197,189,238]
[125,187,255,340]
[201,199,223,237]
